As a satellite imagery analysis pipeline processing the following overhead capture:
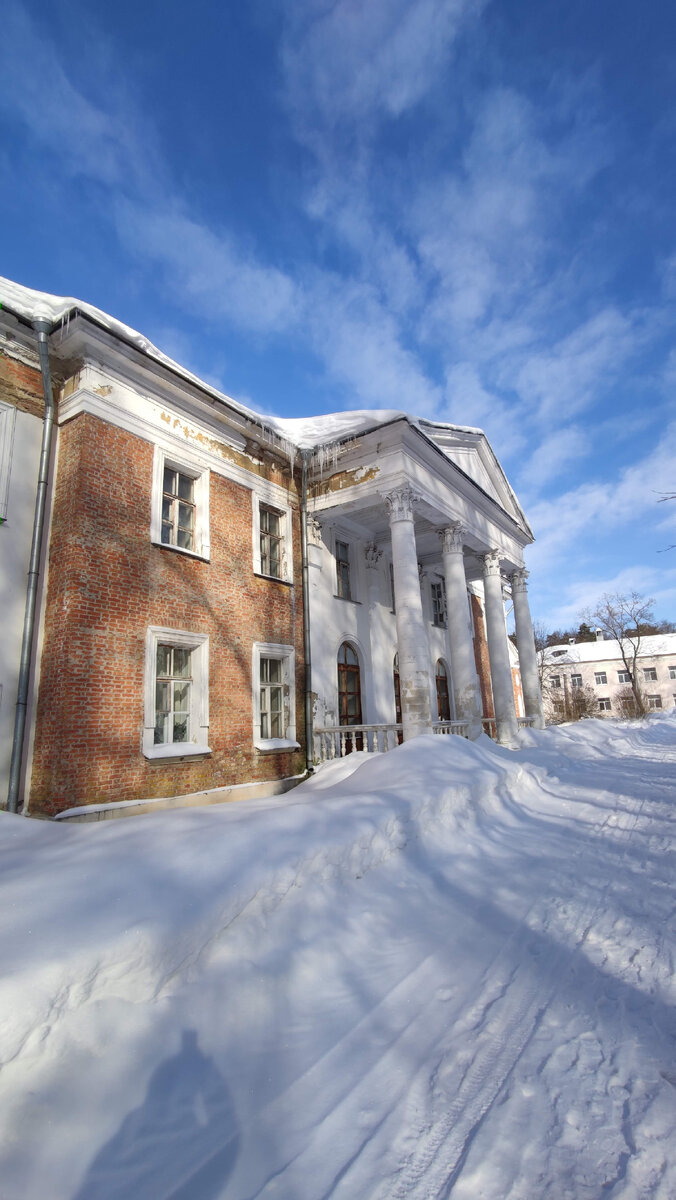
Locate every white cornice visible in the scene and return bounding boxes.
[58,385,296,509]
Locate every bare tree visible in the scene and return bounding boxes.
[583,591,655,717]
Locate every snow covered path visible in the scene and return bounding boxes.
[1,716,675,1199]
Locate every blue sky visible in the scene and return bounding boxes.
[2,0,676,627]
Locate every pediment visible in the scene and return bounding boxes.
[418,421,531,535]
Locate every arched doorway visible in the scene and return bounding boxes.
[338,642,363,751]
[436,659,451,722]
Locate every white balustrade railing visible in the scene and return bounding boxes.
[313,723,402,763]
[517,716,536,728]
[431,720,470,738]
[314,720,476,762]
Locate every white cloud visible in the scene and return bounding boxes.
[281,0,484,132]
[526,419,676,574]
[518,426,589,494]
[114,202,300,335]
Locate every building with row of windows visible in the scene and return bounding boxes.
[0,276,543,819]
[542,634,676,719]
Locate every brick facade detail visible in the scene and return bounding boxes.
[471,593,495,721]
[29,412,305,815]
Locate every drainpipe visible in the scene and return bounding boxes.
[300,451,314,773]
[7,317,56,813]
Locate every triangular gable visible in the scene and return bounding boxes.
[418,421,532,536]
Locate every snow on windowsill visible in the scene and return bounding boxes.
[143,743,212,761]
[254,738,300,754]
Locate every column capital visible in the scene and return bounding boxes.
[439,523,465,555]
[364,542,383,569]
[384,484,421,523]
[482,549,502,577]
[510,567,529,593]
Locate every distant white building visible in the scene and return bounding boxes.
[541,633,676,720]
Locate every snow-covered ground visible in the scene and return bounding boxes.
[1,716,675,1200]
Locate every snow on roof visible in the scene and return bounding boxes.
[544,633,676,664]
[0,275,496,460]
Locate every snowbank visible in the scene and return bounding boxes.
[1,716,675,1198]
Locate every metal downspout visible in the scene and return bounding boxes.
[6,317,56,813]
[300,451,314,774]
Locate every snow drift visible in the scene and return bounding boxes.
[1,716,675,1198]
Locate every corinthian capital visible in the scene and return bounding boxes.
[439,523,465,555]
[510,567,529,593]
[364,542,383,569]
[482,549,502,577]
[384,484,420,523]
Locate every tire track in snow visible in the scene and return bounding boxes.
[364,764,657,1200]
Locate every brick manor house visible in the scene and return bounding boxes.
[0,277,543,820]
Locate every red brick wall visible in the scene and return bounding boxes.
[0,345,43,415]
[30,412,305,814]
[471,593,494,720]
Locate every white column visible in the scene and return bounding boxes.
[511,568,545,728]
[385,485,432,739]
[440,525,482,737]
[482,549,519,746]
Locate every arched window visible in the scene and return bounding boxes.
[436,659,451,722]
[338,642,363,752]
[338,642,362,726]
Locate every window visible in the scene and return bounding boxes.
[669,667,676,680]
[618,670,631,683]
[338,642,362,725]
[431,580,447,627]
[647,694,662,710]
[336,540,352,600]
[594,671,607,686]
[643,667,658,681]
[252,642,297,750]
[571,674,583,689]
[260,657,284,738]
[253,496,292,582]
[151,446,210,559]
[436,660,451,721]
[598,698,611,712]
[260,505,283,578]
[550,675,561,688]
[143,627,210,759]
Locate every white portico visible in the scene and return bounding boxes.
[305,416,544,756]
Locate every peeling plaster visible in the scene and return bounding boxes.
[311,463,380,497]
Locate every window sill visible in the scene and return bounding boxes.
[151,540,210,563]
[144,743,212,761]
[254,738,300,754]
[332,595,361,605]
[254,572,293,586]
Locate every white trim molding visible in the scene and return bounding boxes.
[143,626,210,759]
[252,641,298,752]
[252,495,294,583]
[0,401,17,520]
[150,443,210,560]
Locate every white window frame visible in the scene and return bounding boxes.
[431,579,447,628]
[143,626,210,759]
[598,698,611,712]
[594,671,607,686]
[151,444,210,560]
[550,675,561,689]
[0,401,17,521]
[252,642,298,752]
[647,694,662,710]
[571,674,583,689]
[618,670,631,683]
[334,536,354,601]
[252,494,293,582]
[643,667,658,682]
[669,666,676,680]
